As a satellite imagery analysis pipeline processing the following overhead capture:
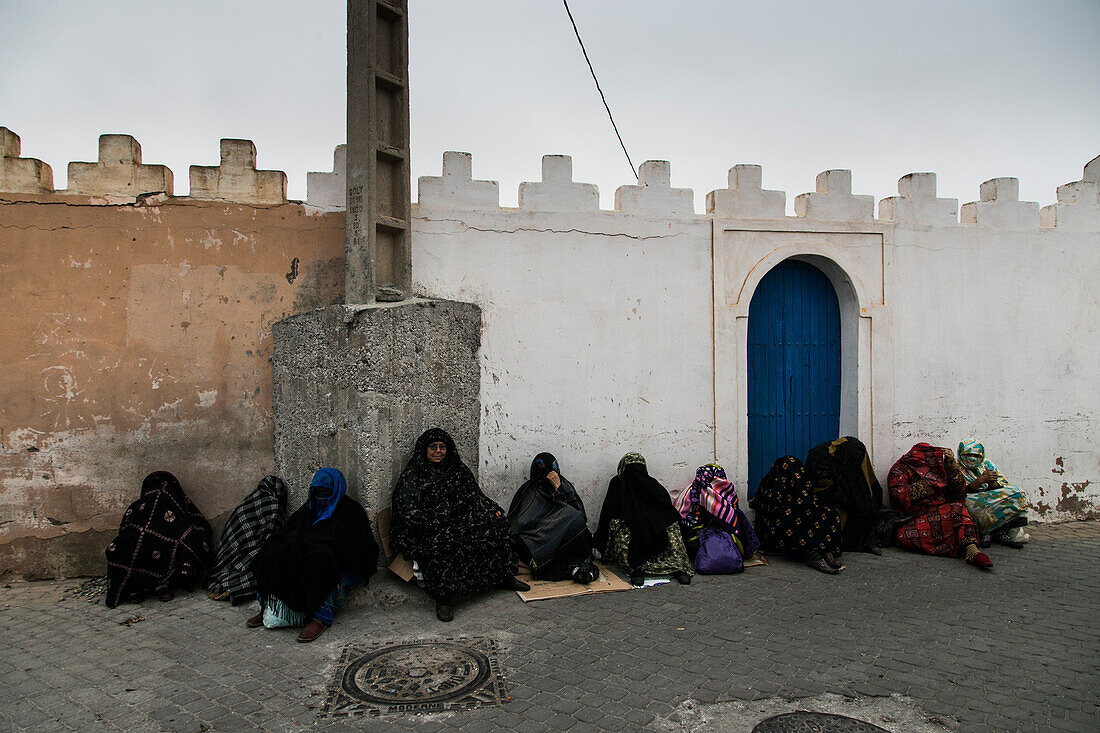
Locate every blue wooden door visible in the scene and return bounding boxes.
[747,260,841,496]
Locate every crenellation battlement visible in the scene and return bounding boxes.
[614,160,695,216]
[417,151,500,211]
[706,164,786,219]
[66,133,173,197]
[189,139,287,206]
[306,144,347,211]
[518,155,599,212]
[794,169,874,222]
[0,127,54,193]
[2,125,1095,233]
[1040,156,1100,230]
[961,176,1040,229]
[878,173,959,226]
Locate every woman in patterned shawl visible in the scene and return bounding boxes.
[805,437,884,554]
[391,428,528,622]
[105,471,214,608]
[594,452,694,587]
[249,468,377,643]
[888,443,992,569]
[508,452,598,584]
[750,456,844,574]
[674,464,760,568]
[957,438,1030,548]
[205,475,288,604]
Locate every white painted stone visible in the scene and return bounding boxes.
[1083,154,1099,187]
[960,177,1039,228]
[615,160,695,216]
[878,173,958,226]
[706,164,786,219]
[306,144,346,211]
[67,134,173,197]
[417,151,500,210]
[1040,180,1100,230]
[189,139,287,205]
[794,169,874,221]
[0,127,53,193]
[518,155,599,212]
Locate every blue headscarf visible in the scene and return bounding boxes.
[308,468,347,525]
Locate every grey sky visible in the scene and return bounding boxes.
[2,0,1097,211]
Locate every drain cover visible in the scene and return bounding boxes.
[320,637,507,718]
[753,711,891,732]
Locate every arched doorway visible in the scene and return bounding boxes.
[746,259,841,495]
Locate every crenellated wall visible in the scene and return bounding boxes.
[2,126,1097,578]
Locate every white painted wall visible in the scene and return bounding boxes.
[310,150,1100,521]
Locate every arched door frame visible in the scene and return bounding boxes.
[713,231,885,495]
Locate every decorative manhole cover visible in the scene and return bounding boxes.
[753,711,891,732]
[319,637,507,718]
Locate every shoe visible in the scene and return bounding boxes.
[673,572,692,585]
[435,602,454,622]
[865,545,883,556]
[967,551,994,570]
[498,577,531,592]
[245,612,264,628]
[630,574,645,587]
[571,564,598,584]
[154,586,174,602]
[991,528,1024,549]
[207,590,230,602]
[823,552,846,570]
[978,533,993,548]
[297,620,327,643]
[805,551,839,575]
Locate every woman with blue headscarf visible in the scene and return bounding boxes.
[248,468,377,643]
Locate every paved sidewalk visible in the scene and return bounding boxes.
[1,522,1097,732]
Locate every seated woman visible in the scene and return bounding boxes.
[206,475,288,604]
[105,471,214,608]
[249,468,377,643]
[888,443,992,569]
[674,464,760,574]
[751,457,845,574]
[595,452,693,587]
[391,428,529,623]
[508,452,598,584]
[805,437,884,555]
[957,439,1030,548]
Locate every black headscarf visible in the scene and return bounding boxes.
[204,475,288,603]
[105,471,214,608]
[390,428,517,600]
[508,452,590,567]
[252,468,377,615]
[594,453,682,568]
[805,436,883,550]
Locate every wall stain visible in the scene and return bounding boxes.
[1052,456,1065,474]
[285,256,300,284]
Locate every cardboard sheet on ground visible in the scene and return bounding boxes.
[514,562,633,602]
[375,508,414,582]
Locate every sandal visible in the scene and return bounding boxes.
[154,586,174,602]
[805,550,839,575]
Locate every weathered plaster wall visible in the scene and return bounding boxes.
[0,184,344,577]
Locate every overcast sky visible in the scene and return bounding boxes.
[2,0,1097,212]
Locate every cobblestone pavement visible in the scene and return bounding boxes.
[1,522,1097,732]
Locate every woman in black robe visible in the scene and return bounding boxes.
[205,475,288,603]
[594,452,694,587]
[805,436,884,554]
[391,428,528,622]
[105,471,213,608]
[751,456,844,574]
[508,452,598,584]
[249,468,377,643]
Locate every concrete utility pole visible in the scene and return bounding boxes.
[346,0,412,303]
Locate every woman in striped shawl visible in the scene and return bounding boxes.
[205,476,288,604]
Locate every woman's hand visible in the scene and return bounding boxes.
[968,469,998,491]
[546,471,562,490]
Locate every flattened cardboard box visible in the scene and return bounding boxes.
[514,562,633,602]
[375,508,414,582]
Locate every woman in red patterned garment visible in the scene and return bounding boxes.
[887,443,992,569]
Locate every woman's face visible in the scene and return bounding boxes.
[426,440,447,464]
